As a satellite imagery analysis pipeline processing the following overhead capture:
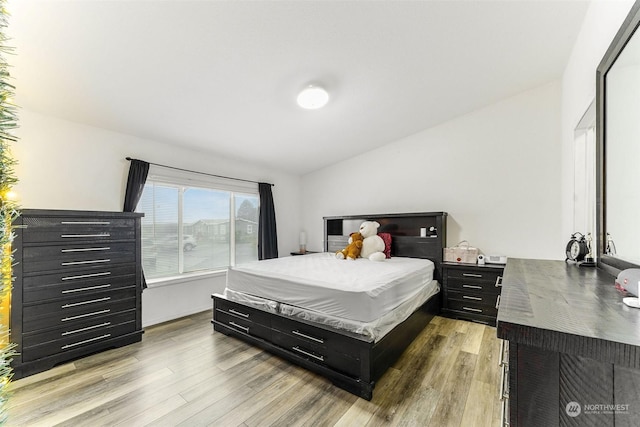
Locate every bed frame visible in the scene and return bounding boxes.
[211,212,447,400]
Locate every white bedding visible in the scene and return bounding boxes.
[225,252,435,323]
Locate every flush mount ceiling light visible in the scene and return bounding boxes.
[297,85,329,110]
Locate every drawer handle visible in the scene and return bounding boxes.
[462,284,482,290]
[463,295,482,301]
[495,276,503,287]
[62,309,111,322]
[501,398,509,427]
[462,273,483,278]
[61,247,111,253]
[61,334,111,350]
[292,346,324,362]
[498,339,506,367]
[62,297,111,308]
[499,365,506,400]
[228,308,249,318]
[500,365,509,400]
[62,322,111,336]
[62,271,111,281]
[61,259,111,266]
[496,295,501,309]
[504,374,510,400]
[463,306,483,313]
[61,221,111,225]
[61,233,111,238]
[292,330,324,344]
[62,284,111,294]
[228,321,249,333]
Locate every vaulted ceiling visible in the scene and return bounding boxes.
[7,0,590,174]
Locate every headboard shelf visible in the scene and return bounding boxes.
[323,212,448,281]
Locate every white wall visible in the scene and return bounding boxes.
[302,81,563,260]
[12,0,635,326]
[13,109,302,326]
[561,0,635,247]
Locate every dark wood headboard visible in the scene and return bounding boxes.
[323,212,447,282]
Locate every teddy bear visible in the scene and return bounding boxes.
[336,232,364,260]
[358,221,386,261]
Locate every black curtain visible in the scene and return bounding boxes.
[124,159,150,289]
[123,159,150,212]
[258,182,278,260]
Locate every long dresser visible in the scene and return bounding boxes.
[497,258,640,427]
[10,209,144,378]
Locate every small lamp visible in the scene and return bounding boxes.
[299,231,307,253]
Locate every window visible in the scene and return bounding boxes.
[137,167,259,281]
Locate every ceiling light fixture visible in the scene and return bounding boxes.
[297,85,329,110]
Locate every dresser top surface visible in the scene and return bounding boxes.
[497,258,640,349]
[18,208,143,218]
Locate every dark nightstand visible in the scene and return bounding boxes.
[442,262,504,326]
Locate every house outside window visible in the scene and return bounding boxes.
[137,166,259,282]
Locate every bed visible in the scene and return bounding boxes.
[211,212,447,400]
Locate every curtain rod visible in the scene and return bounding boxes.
[125,157,273,187]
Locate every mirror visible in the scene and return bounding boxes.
[597,0,640,274]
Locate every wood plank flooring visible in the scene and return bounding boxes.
[7,312,502,426]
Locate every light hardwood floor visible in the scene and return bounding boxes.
[7,311,502,426]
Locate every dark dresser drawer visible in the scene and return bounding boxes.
[445,278,499,296]
[22,242,136,274]
[272,315,359,354]
[22,287,137,333]
[446,268,502,287]
[271,329,361,377]
[21,320,138,362]
[215,297,272,326]
[447,289,499,308]
[22,309,137,350]
[22,265,136,303]
[445,296,498,318]
[21,217,136,244]
[215,310,272,341]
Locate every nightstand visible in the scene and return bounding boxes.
[442,262,504,326]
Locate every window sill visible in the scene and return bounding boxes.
[146,269,227,288]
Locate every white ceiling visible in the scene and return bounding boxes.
[7,0,590,175]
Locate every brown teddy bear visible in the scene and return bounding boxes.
[335,232,364,260]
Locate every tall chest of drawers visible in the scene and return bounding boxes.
[10,209,143,378]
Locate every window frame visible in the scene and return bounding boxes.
[138,165,260,287]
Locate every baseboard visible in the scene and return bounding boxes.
[142,304,211,328]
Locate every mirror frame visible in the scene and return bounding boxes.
[596,0,640,276]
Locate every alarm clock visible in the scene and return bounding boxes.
[565,232,588,262]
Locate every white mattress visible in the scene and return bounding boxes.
[225,252,435,323]
[224,281,439,341]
